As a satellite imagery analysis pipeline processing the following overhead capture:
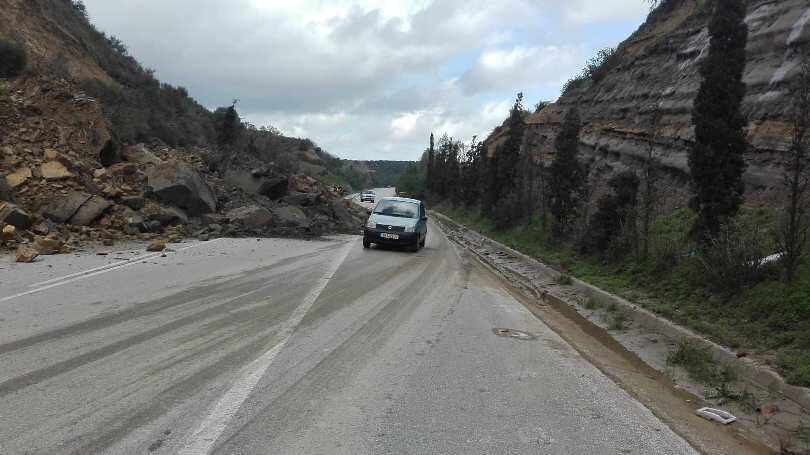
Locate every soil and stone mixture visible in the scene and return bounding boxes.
[0,76,367,262]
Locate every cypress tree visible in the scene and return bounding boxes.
[689,0,749,243]
[427,133,435,193]
[485,93,525,217]
[548,107,586,236]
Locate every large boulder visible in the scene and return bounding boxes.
[0,201,31,229]
[142,202,189,226]
[271,205,310,229]
[43,191,92,223]
[146,161,216,216]
[122,144,163,165]
[331,199,355,228]
[283,191,320,207]
[225,169,288,200]
[227,205,273,229]
[69,196,112,226]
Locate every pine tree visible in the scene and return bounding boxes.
[548,107,586,237]
[689,0,749,243]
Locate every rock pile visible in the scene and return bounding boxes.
[0,76,366,260]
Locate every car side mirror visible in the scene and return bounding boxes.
[421,215,428,221]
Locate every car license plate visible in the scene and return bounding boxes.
[380,233,399,240]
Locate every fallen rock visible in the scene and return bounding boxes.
[120,196,146,211]
[34,236,63,255]
[283,191,320,207]
[6,167,32,188]
[122,144,163,165]
[40,161,74,180]
[146,161,216,216]
[0,202,32,229]
[227,205,273,229]
[108,162,138,176]
[15,246,39,263]
[69,196,112,226]
[331,199,355,227]
[43,149,61,160]
[142,202,189,226]
[2,224,16,241]
[146,239,167,252]
[0,179,13,202]
[258,176,289,199]
[271,205,310,229]
[43,191,92,223]
[288,174,319,193]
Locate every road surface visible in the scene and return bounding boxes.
[0,194,697,454]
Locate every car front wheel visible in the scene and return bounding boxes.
[363,237,370,248]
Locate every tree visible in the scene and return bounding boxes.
[460,136,486,208]
[548,108,587,237]
[485,93,526,218]
[688,0,749,244]
[426,133,435,194]
[583,171,640,257]
[779,55,810,283]
[217,102,242,147]
[640,103,664,261]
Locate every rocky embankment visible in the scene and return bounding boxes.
[0,76,366,262]
[501,0,810,207]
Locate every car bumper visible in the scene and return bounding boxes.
[364,228,417,245]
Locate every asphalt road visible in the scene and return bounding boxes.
[0,191,697,454]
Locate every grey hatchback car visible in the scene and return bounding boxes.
[363,197,427,252]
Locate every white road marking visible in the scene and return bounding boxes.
[178,238,356,455]
[0,239,223,304]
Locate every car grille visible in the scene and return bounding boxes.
[376,224,406,232]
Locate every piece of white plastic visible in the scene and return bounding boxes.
[695,407,737,425]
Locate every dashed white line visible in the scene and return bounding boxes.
[178,238,356,455]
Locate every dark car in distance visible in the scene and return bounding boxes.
[363,197,427,252]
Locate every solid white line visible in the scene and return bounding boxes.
[0,239,223,305]
[178,238,356,455]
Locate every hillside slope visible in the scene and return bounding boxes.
[518,0,810,208]
[0,0,366,257]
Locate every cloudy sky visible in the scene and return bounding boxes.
[81,0,650,160]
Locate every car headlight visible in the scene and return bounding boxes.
[366,218,375,229]
[404,224,415,233]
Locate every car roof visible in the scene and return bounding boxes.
[378,196,421,204]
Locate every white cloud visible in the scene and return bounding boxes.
[81,0,648,160]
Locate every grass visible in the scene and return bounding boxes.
[556,274,573,285]
[667,340,738,398]
[436,204,810,388]
[584,295,601,310]
[608,312,627,331]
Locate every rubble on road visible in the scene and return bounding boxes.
[0,75,368,259]
[146,239,167,252]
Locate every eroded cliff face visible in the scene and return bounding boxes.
[524,0,810,208]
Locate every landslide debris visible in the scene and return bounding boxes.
[0,1,368,258]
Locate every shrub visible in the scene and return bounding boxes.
[0,39,27,78]
[695,222,770,295]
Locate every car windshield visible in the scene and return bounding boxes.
[373,200,419,219]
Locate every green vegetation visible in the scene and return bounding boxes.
[667,339,738,398]
[396,163,426,197]
[0,38,27,78]
[608,312,627,331]
[689,0,749,243]
[364,161,414,188]
[437,204,810,387]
